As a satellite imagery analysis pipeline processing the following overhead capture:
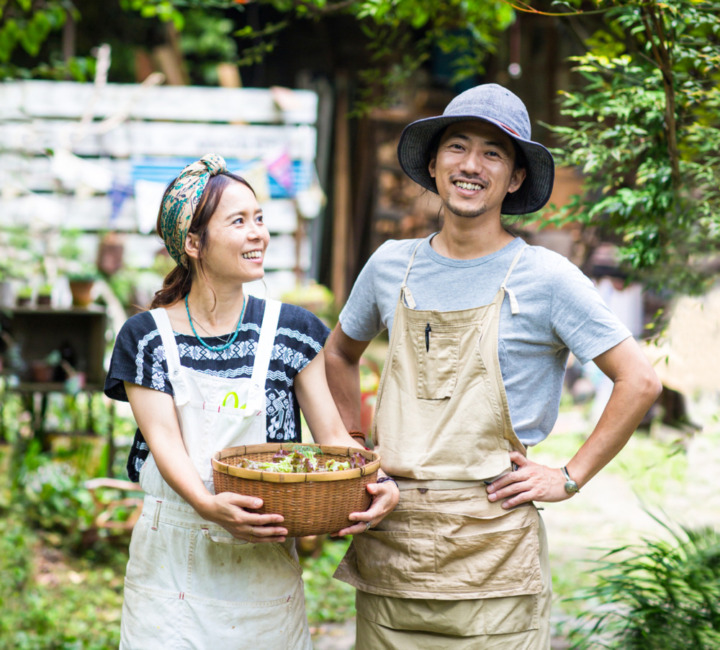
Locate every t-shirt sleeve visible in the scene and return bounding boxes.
[276,303,331,376]
[103,311,173,402]
[549,257,632,365]
[338,245,387,341]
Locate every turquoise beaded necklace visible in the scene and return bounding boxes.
[185,294,246,352]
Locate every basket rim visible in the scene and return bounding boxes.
[211,442,380,484]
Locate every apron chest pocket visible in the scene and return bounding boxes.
[415,330,460,400]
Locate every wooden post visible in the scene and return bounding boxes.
[331,75,351,307]
[294,215,305,285]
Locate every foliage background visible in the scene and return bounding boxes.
[2,0,718,295]
[1,0,719,647]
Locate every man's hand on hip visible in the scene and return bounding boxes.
[485,451,571,508]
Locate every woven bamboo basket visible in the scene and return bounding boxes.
[212,443,380,537]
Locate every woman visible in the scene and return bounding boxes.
[104,154,398,649]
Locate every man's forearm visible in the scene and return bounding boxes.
[324,325,371,432]
[567,347,662,488]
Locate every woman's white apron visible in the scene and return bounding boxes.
[120,300,312,650]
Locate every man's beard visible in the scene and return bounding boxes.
[442,196,489,219]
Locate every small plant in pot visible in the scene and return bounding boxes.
[29,350,61,383]
[36,282,54,306]
[16,285,33,307]
[68,271,99,308]
[60,229,101,307]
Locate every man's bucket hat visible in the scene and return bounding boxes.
[397,83,555,215]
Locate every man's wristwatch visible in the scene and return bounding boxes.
[561,466,580,495]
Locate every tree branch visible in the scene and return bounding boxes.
[641,3,681,192]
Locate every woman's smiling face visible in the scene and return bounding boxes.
[197,180,270,285]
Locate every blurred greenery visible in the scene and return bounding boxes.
[0,388,361,646]
[177,7,238,85]
[532,415,720,640]
[1,389,716,647]
[300,537,356,624]
[542,0,720,296]
[566,517,720,649]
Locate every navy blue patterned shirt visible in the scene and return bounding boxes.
[104,296,330,481]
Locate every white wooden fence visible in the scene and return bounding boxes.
[0,80,323,299]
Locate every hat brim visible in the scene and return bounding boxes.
[397,115,555,215]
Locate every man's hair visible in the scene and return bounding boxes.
[427,123,528,175]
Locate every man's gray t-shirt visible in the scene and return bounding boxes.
[339,235,631,446]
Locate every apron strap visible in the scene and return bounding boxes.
[400,240,424,310]
[150,308,189,404]
[250,299,281,395]
[500,247,525,316]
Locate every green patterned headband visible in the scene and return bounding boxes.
[158,154,228,267]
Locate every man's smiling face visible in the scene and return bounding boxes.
[428,121,526,220]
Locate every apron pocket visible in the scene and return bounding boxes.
[121,578,311,650]
[354,531,435,585]
[415,331,460,400]
[182,586,311,650]
[357,589,540,637]
[193,534,303,598]
[344,496,543,599]
[120,580,187,650]
[436,519,542,598]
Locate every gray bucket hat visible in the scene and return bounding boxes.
[397,83,555,215]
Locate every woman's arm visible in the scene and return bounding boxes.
[294,351,399,535]
[294,349,364,448]
[125,382,288,542]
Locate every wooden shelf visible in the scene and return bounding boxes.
[12,382,104,394]
[1,306,108,387]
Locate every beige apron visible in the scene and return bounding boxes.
[335,241,551,645]
[121,302,312,650]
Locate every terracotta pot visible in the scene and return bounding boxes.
[30,360,54,383]
[69,280,95,307]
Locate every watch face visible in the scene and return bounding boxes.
[565,480,579,495]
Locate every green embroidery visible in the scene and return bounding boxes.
[222,391,246,409]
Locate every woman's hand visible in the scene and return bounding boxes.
[198,491,289,543]
[485,451,569,508]
[124,384,289,543]
[334,478,400,537]
[294,347,401,535]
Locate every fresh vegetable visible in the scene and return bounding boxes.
[237,447,367,473]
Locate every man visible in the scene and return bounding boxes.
[325,84,662,648]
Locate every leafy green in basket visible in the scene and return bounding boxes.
[237,447,367,473]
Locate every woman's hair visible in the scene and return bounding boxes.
[150,171,255,309]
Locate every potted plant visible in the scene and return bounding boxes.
[30,349,61,383]
[60,229,101,307]
[16,285,33,307]
[36,282,54,306]
[68,271,99,308]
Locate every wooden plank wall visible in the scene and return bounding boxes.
[0,81,322,301]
